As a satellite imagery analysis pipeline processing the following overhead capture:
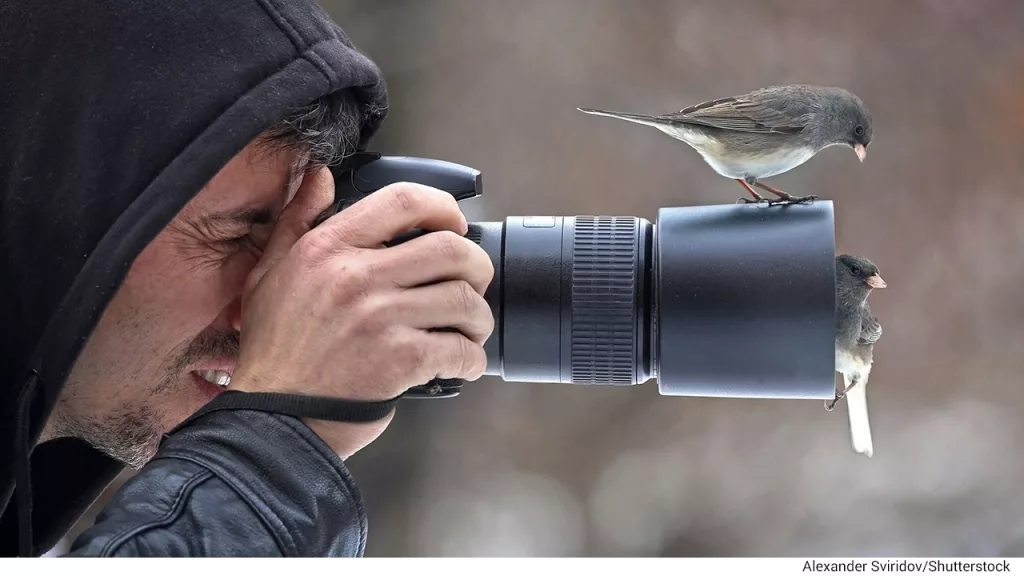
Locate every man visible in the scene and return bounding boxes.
[0,0,494,557]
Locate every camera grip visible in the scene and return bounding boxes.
[311,154,484,400]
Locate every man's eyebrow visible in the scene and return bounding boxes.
[195,207,276,231]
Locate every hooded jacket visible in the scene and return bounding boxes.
[0,0,388,556]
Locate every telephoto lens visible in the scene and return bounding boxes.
[326,154,838,401]
[470,202,837,400]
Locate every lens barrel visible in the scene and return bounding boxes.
[474,201,837,400]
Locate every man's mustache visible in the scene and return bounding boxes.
[174,329,240,369]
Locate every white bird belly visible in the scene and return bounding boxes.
[655,126,750,179]
[709,146,817,180]
[835,347,859,375]
[656,123,817,181]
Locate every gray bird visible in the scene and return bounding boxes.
[577,84,873,205]
[828,254,886,457]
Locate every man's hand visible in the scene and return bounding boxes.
[230,167,495,459]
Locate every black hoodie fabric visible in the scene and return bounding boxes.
[1,0,388,556]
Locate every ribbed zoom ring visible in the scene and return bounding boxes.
[570,216,639,384]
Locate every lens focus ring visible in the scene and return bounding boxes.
[570,216,639,384]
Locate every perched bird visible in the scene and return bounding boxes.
[828,254,886,458]
[577,84,873,205]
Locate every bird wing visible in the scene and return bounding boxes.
[660,90,812,134]
[858,306,882,345]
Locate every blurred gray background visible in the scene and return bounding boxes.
[62,0,1024,557]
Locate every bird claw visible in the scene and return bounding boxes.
[824,391,845,411]
[825,375,861,411]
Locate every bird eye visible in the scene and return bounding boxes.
[854,125,865,136]
[850,265,861,276]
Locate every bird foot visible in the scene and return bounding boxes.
[768,194,818,207]
[824,392,843,411]
[736,196,769,205]
[736,194,818,207]
[825,377,860,411]
[751,182,819,206]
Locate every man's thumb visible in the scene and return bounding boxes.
[245,166,335,296]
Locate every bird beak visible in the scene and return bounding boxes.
[865,274,886,289]
[854,143,867,162]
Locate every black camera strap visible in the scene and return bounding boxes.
[174,391,402,430]
[168,377,467,439]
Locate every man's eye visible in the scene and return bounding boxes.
[222,235,261,255]
[213,225,270,258]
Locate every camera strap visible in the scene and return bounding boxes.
[168,376,467,438]
[166,391,402,442]
[180,390,402,425]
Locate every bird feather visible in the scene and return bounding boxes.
[844,370,873,457]
[660,90,813,134]
[859,310,882,345]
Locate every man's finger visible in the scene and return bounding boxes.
[371,231,494,295]
[318,182,467,249]
[246,166,334,294]
[426,330,488,381]
[383,280,494,344]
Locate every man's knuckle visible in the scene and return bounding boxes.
[438,190,461,212]
[469,344,488,378]
[457,334,473,362]
[433,231,469,261]
[479,250,495,284]
[478,300,495,337]
[457,338,482,377]
[453,281,477,314]
[293,232,326,264]
[386,183,420,214]
[333,260,375,300]
[354,296,388,333]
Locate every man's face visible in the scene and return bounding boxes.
[44,139,307,468]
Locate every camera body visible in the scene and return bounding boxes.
[319,153,838,402]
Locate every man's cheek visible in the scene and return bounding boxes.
[163,264,238,328]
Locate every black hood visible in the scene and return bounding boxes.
[0,0,388,556]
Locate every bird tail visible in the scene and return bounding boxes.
[844,372,874,457]
[576,107,676,129]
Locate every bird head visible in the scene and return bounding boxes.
[836,254,886,298]
[823,88,873,163]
